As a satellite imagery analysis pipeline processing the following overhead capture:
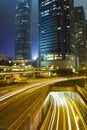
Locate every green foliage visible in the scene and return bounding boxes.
[54,78,85,87]
[78,69,87,76]
[55,69,74,76]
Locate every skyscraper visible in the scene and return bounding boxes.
[74,6,86,68]
[39,0,75,68]
[15,0,32,62]
[85,20,87,66]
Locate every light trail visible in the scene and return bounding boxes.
[66,96,80,130]
[40,95,54,130]
[56,93,66,130]
[0,78,67,102]
[53,93,60,130]
[40,92,86,130]
[0,78,86,130]
[0,83,41,102]
[59,93,72,130]
[47,94,56,130]
[49,92,69,130]
[65,94,87,129]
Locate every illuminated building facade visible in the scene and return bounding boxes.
[74,6,86,68]
[39,0,75,68]
[85,20,87,66]
[15,0,32,61]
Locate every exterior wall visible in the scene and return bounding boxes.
[74,6,86,68]
[15,0,32,60]
[39,0,75,68]
[0,54,12,66]
[41,60,75,69]
[85,20,87,67]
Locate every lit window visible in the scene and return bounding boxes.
[67,26,70,28]
[66,6,69,9]
[25,3,30,8]
[57,27,61,30]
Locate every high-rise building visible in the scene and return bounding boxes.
[74,6,86,68]
[39,0,75,68]
[85,20,87,66]
[15,0,32,62]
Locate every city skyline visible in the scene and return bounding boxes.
[0,0,87,59]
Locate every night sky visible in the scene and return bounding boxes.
[0,0,87,59]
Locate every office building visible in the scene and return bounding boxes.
[15,0,32,63]
[74,6,86,68]
[85,20,87,66]
[0,54,12,66]
[39,0,76,68]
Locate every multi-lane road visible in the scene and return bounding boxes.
[0,78,87,130]
[40,92,87,130]
[0,78,67,129]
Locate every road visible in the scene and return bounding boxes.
[40,92,87,130]
[0,78,68,129]
[0,78,86,130]
[0,78,68,101]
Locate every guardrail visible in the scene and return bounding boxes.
[75,85,87,105]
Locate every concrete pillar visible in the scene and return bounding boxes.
[4,75,7,81]
[32,73,35,79]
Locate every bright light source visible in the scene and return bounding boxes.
[33,56,37,60]
[9,60,11,63]
[4,68,6,71]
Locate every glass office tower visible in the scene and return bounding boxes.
[15,0,32,61]
[74,6,86,68]
[39,0,75,68]
[85,20,87,66]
